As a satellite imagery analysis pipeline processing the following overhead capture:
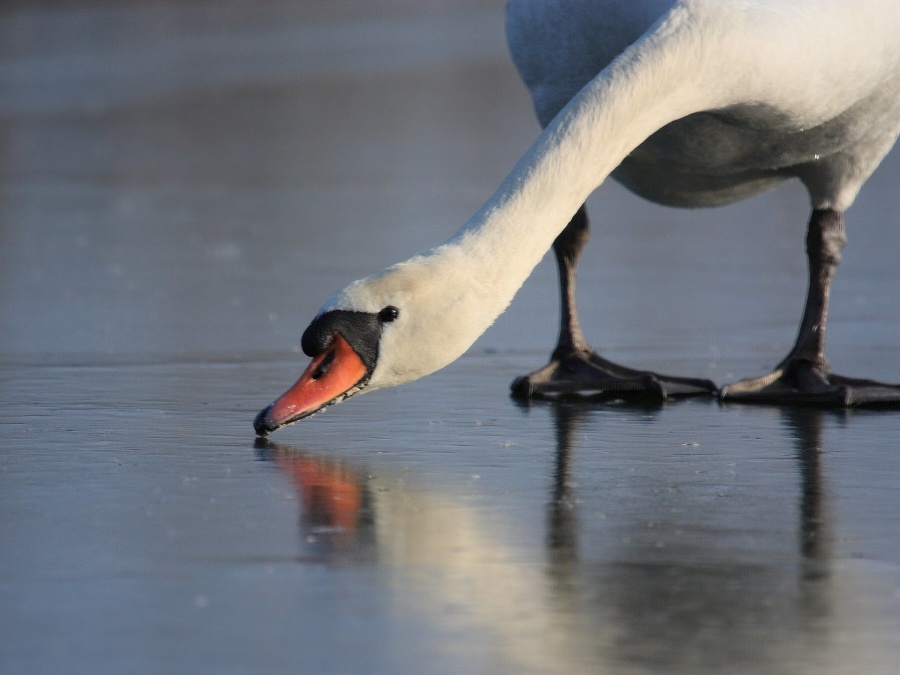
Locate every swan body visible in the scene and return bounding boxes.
[508,0,900,210]
[255,0,900,434]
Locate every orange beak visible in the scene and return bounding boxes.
[254,333,368,435]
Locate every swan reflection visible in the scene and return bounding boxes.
[256,405,892,671]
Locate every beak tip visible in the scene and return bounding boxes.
[253,404,276,437]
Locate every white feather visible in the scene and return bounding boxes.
[322,0,900,391]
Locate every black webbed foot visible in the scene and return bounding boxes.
[720,360,900,408]
[510,348,717,402]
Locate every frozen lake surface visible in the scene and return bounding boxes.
[2,2,899,673]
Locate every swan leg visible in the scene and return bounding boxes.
[721,209,900,407]
[510,205,717,401]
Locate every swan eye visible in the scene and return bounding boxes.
[378,306,400,323]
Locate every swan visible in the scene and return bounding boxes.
[255,0,900,435]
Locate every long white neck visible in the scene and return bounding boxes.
[345,5,739,390]
[447,5,731,316]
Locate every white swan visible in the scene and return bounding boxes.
[255,0,900,435]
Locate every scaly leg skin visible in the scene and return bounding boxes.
[720,209,900,407]
[510,205,717,402]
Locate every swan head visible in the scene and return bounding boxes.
[254,243,505,435]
